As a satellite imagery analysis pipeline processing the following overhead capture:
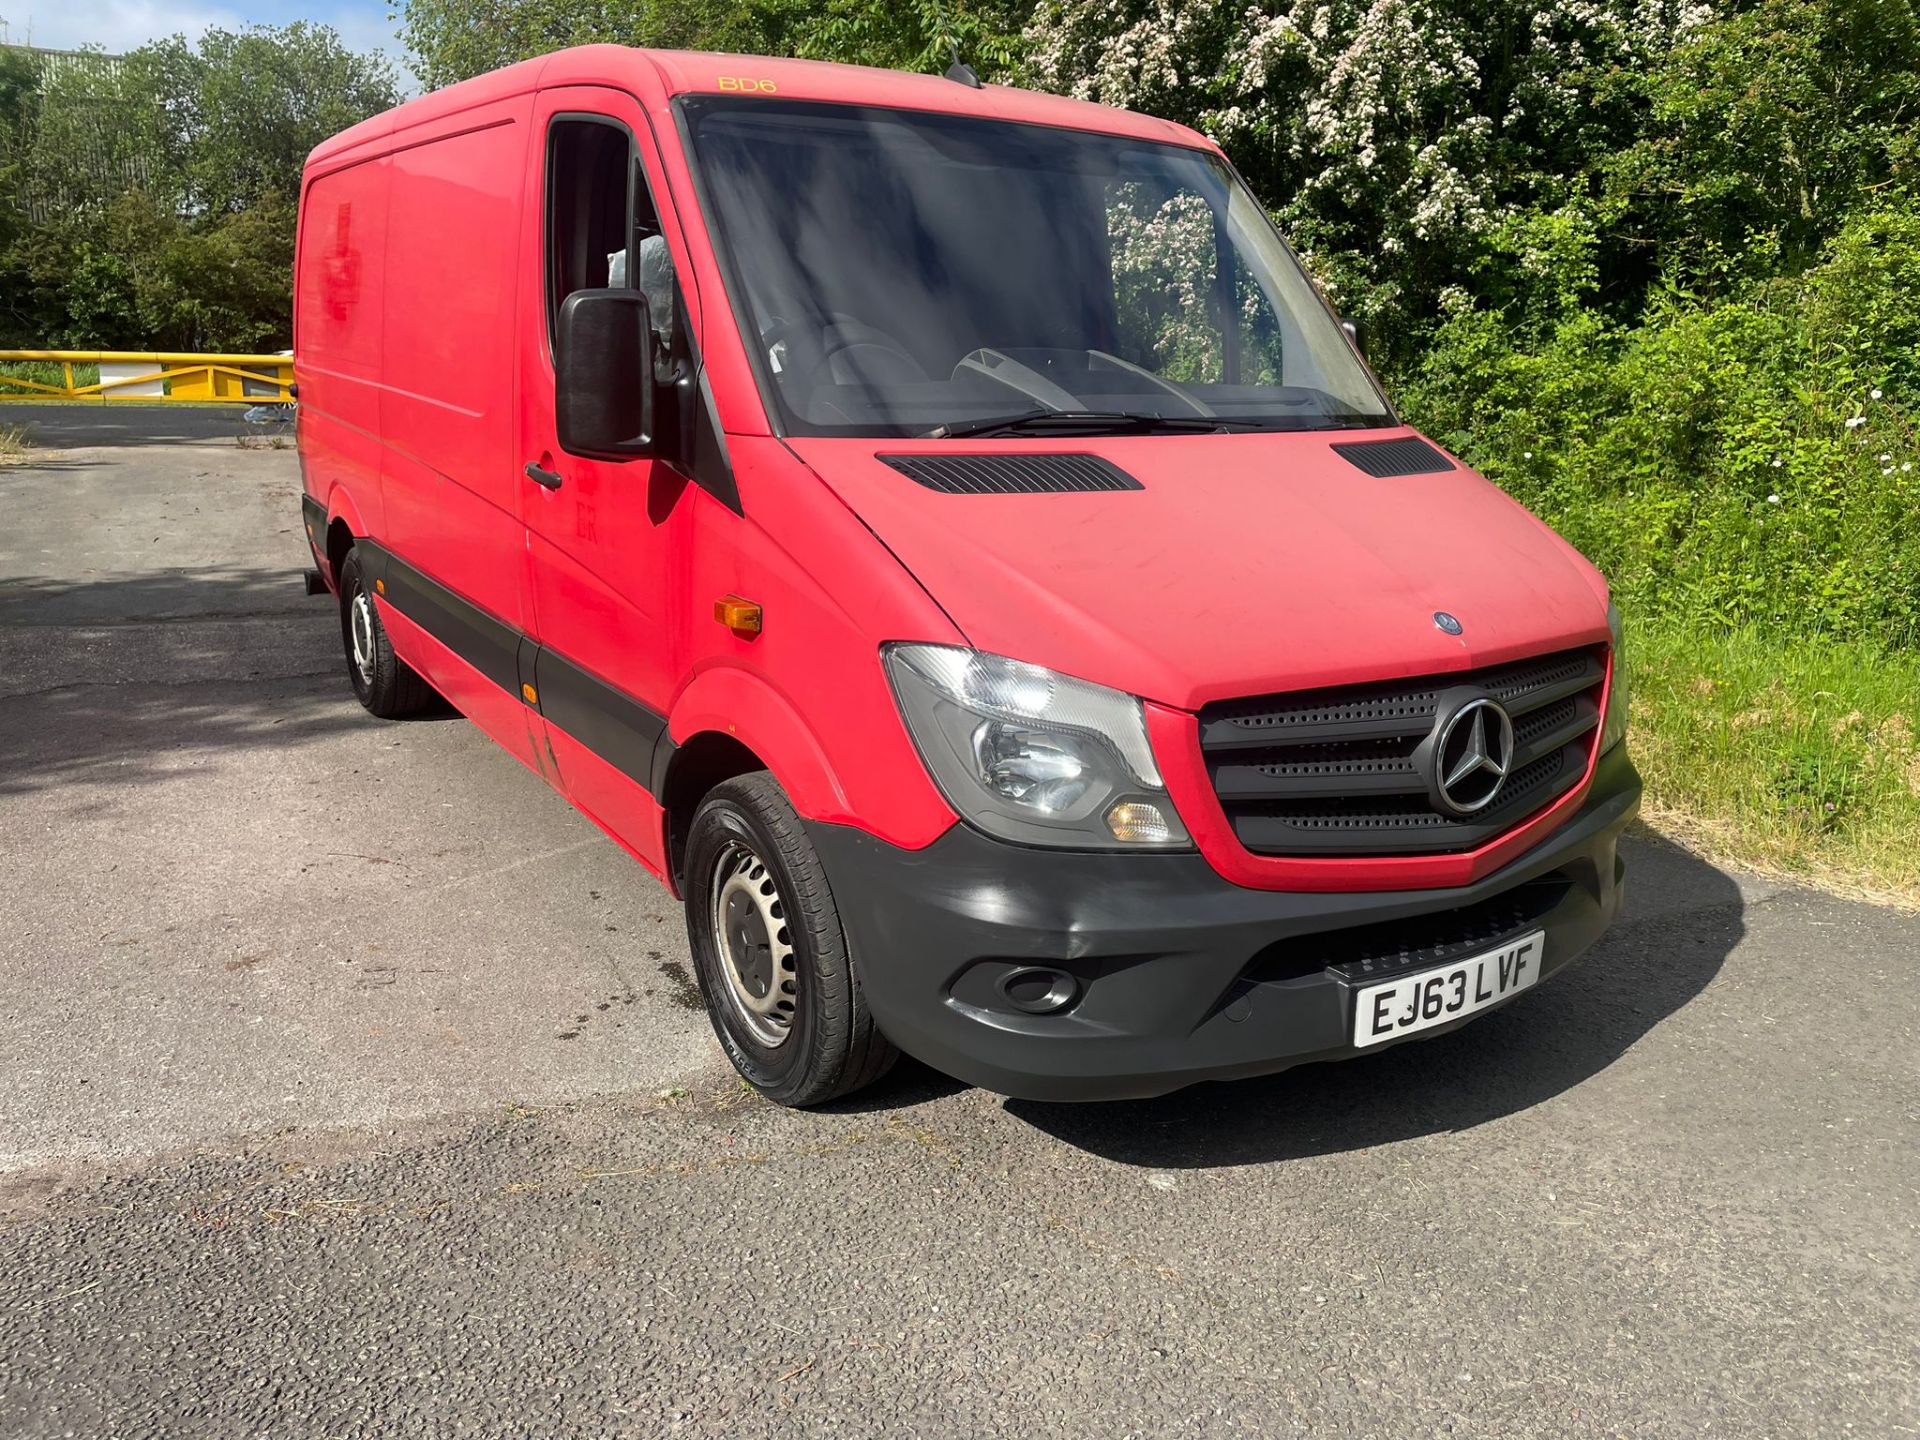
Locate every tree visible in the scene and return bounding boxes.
[1599,0,1920,293]
[133,25,401,216]
[0,45,39,254]
[0,25,399,347]
[794,0,1031,75]
[397,0,1030,90]
[1021,0,1709,364]
[399,0,809,91]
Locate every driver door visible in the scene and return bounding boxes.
[515,88,697,877]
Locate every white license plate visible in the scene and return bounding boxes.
[1352,930,1546,1048]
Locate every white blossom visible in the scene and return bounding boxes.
[1023,0,1700,319]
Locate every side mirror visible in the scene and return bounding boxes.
[556,289,654,459]
[1340,317,1364,356]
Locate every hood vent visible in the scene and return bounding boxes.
[879,453,1144,495]
[1331,437,1455,477]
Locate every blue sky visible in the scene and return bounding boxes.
[1,0,417,87]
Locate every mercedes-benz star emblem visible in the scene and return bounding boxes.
[1432,697,1515,815]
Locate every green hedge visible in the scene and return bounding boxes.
[1402,204,1920,648]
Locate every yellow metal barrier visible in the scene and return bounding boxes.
[0,350,294,404]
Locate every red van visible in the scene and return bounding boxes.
[295,47,1639,1105]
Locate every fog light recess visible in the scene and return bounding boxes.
[995,966,1079,1016]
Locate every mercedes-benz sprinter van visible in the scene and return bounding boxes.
[295,47,1640,1105]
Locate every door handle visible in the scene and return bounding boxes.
[525,462,563,490]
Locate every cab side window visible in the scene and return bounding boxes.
[546,117,676,353]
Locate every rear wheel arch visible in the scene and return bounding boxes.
[311,481,370,586]
[325,518,354,585]
[336,542,439,718]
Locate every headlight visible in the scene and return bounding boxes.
[884,644,1192,849]
[1601,603,1630,753]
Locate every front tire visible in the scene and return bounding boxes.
[337,546,438,718]
[685,774,898,1106]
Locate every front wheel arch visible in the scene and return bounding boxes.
[660,730,768,894]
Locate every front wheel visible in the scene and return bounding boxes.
[684,773,898,1106]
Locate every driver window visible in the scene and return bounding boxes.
[546,116,677,354]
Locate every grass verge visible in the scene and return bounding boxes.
[0,421,28,465]
[0,358,100,397]
[1627,617,1920,908]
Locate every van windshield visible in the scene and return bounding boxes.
[679,97,1395,439]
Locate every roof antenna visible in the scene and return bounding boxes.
[932,0,982,88]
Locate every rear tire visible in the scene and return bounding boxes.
[338,546,438,718]
[685,773,898,1106]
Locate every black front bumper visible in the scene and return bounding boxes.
[809,745,1641,1101]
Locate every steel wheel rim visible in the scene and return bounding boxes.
[710,839,796,1048]
[349,590,375,683]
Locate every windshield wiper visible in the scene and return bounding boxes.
[923,409,1253,440]
[1301,414,1398,430]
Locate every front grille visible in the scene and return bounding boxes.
[1198,647,1607,857]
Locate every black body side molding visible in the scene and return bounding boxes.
[533,645,669,793]
[350,535,672,799]
[359,539,522,697]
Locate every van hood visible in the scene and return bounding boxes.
[787,429,1611,712]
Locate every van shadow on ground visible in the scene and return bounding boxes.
[853,834,1743,1168]
[0,567,313,626]
[0,567,454,799]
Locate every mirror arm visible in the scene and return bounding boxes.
[664,328,743,515]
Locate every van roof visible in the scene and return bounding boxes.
[306,45,1215,170]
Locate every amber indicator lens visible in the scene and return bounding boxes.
[715,595,762,635]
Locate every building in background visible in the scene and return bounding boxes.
[0,36,146,222]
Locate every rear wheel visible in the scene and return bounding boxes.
[337,546,437,718]
[685,773,898,1106]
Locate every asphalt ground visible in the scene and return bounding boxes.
[1,398,291,448]
[1,404,1914,1437]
